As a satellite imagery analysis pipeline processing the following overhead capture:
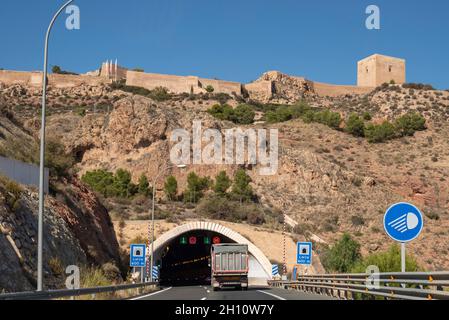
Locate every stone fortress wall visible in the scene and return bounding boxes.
[126,71,243,95]
[0,70,110,88]
[0,54,406,99]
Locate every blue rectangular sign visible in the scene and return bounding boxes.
[297,242,312,265]
[130,244,146,267]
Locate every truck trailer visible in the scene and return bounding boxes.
[211,243,249,291]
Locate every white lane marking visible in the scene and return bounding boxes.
[257,290,287,301]
[201,297,207,300]
[129,287,173,300]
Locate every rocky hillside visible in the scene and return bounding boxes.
[1,78,448,272]
[0,108,122,293]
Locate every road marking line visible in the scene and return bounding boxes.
[129,287,173,300]
[201,297,207,300]
[257,290,287,300]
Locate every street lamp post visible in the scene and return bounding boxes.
[37,0,74,292]
[147,164,186,282]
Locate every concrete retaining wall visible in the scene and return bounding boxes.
[0,156,49,193]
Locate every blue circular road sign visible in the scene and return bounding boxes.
[383,202,423,243]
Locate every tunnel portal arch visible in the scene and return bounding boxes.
[150,221,273,282]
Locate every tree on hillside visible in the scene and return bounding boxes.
[231,169,253,202]
[81,169,114,197]
[112,169,135,198]
[321,233,361,273]
[138,174,150,197]
[164,175,178,201]
[183,172,211,203]
[213,171,232,196]
[52,66,62,74]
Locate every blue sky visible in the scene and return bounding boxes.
[0,0,448,89]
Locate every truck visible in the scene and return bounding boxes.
[211,243,249,291]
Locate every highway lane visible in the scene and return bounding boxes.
[131,286,335,300]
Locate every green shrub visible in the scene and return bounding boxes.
[196,195,265,225]
[364,121,396,143]
[362,112,372,121]
[346,113,365,137]
[394,112,426,137]
[312,109,342,129]
[81,169,114,197]
[351,245,421,273]
[207,104,255,124]
[321,233,361,273]
[402,83,435,91]
[205,85,214,93]
[81,168,138,199]
[232,104,256,124]
[148,86,170,102]
[207,104,234,121]
[264,102,311,124]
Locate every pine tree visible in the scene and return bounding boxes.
[213,171,232,196]
[138,174,150,196]
[164,176,178,201]
[231,169,253,202]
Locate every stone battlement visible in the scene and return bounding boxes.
[1,54,406,99]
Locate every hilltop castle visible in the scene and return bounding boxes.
[0,54,406,99]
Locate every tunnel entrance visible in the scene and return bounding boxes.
[158,230,234,286]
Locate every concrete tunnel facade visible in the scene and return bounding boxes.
[149,221,273,284]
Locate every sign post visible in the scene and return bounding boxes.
[130,244,147,282]
[383,202,423,273]
[297,242,312,266]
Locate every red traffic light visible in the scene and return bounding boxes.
[212,236,221,244]
[189,236,197,245]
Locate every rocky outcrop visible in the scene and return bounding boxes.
[248,71,315,103]
[51,178,122,265]
[0,184,87,292]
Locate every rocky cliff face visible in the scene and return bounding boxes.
[0,108,122,293]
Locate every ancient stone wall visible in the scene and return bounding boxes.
[244,80,273,101]
[199,78,242,95]
[0,70,110,88]
[312,81,374,97]
[126,70,199,93]
[0,70,41,86]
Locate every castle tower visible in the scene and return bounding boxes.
[357,54,406,87]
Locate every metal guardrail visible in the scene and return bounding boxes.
[0,281,158,300]
[269,272,449,300]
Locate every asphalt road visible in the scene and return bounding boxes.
[130,286,335,300]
